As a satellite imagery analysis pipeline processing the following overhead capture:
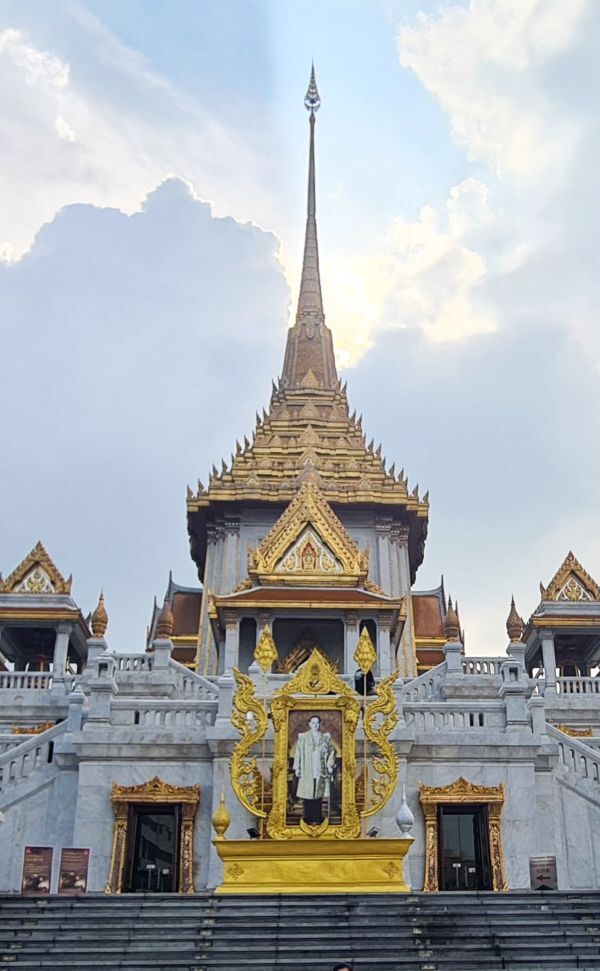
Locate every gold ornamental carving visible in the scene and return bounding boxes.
[230,670,268,818]
[212,791,232,840]
[557,724,593,738]
[229,648,400,845]
[354,626,377,674]
[12,721,54,735]
[419,777,507,892]
[0,540,72,595]
[541,551,600,603]
[360,672,399,818]
[106,777,200,895]
[254,626,278,673]
[246,481,369,588]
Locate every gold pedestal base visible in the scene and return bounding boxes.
[213,837,413,894]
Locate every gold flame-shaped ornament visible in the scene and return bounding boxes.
[353,626,377,674]
[254,626,278,673]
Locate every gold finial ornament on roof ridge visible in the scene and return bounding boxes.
[156,597,174,639]
[91,591,108,638]
[354,626,377,674]
[304,62,321,113]
[506,595,524,642]
[212,791,231,841]
[444,597,460,642]
[254,626,278,673]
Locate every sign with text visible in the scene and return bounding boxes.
[58,848,90,895]
[21,846,53,895]
[530,855,558,890]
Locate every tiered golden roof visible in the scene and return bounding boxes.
[187,67,429,584]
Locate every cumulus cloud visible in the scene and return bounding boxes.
[0,16,278,261]
[1,180,289,649]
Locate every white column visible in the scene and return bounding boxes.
[541,631,557,695]
[345,615,359,676]
[223,611,239,674]
[375,517,392,594]
[378,613,393,678]
[52,623,71,677]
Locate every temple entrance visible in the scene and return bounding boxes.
[106,778,199,895]
[125,806,179,893]
[438,804,491,891]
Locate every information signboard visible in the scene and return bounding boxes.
[21,846,53,894]
[58,848,90,895]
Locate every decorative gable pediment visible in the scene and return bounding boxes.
[248,482,369,587]
[541,551,600,603]
[0,541,72,595]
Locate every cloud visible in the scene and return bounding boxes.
[0,15,278,262]
[397,0,589,182]
[1,179,289,650]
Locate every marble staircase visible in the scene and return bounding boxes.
[3,892,600,970]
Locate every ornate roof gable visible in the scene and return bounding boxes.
[541,551,600,603]
[248,481,369,587]
[0,541,72,595]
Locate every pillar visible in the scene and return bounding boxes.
[52,623,71,678]
[375,517,392,595]
[223,611,239,674]
[378,613,393,678]
[540,630,557,696]
[345,615,359,676]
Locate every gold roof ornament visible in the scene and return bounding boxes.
[253,626,278,673]
[155,597,174,639]
[91,591,108,638]
[540,551,600,603]
[354,626,377,674]
[0,541,72,595]
[443,597,460,642]
[506,596,524,642]
[247,481,369,588]
[212,791,231,841]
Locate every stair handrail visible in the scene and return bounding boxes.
[548,723,600,789]
[400,661,447,702]
[0,721,68,795]
[168,658,219,700]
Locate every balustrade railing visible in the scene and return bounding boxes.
[0,722,67,795]
[404,703,504,731]
[114,654,153,673]
[548,724,600,792]
[401,662,446,703]
[557,677,600,695]
[0,672,54,690]
[462,657,503,675]
[168,659,219,700]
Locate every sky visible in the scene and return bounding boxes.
[1,0,599,654]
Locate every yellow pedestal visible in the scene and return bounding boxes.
[213,837,413,894]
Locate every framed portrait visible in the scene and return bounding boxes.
[268,690,361,840]
[287,707,343,827]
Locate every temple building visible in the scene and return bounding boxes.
[2,68,600,902]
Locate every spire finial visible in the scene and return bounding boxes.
[304,62,321,114]
[280,67,338,390]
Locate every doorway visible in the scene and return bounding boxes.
[438,804,491,891]
[125,805,179,892]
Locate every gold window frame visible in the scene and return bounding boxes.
[106,776,200,894]
[419,777,507,892]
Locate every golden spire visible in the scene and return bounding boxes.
[155,597,174,639]
[281,65,338,391]
[91,591,108,638]
[444,597,460,642]
[506,595,524,642]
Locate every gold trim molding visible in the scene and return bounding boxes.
[106,777,200,895]
[541,551,600,603]
[419,777,507,892]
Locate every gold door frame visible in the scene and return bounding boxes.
[106,776,200,894]
[419,777,507,892]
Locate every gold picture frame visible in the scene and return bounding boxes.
[267,651,361,840]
